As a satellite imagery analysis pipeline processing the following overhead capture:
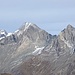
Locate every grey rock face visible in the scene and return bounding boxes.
[0,23,75,75]
[17,22,52,46]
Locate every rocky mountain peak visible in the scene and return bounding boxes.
[19,22,40,32]
[67,24,74,30]
[25,22,39,29]
[16,22,52,48]
[59,24,75,35]
[58,25,75,50]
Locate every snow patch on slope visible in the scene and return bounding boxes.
[32,46,44,55]
[0,37,5,40]
[15,30,19,33]
[7,33,13,37]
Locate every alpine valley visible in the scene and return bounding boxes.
[0,22,75,75]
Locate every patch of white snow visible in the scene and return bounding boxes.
[0,37,5,40]
[15,30,19,33]
[7,33,12,37]
[32,47,44,55]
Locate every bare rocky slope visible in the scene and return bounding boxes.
[0,23,75,75]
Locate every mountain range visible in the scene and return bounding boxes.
[0,22,75,75]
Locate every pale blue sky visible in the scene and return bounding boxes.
[0,0,75,35]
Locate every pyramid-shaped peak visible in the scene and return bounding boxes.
[25,22,36,26]
[24,22,39,28]
[17,22,41,36]
[22,22,40,31]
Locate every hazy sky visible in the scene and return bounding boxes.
[0,0,75,35]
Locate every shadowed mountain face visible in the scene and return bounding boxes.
[0,23,75,75]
